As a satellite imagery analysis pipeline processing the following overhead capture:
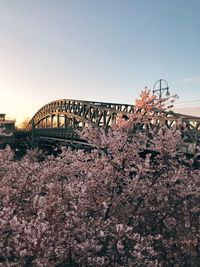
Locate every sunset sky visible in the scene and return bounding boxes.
[0,0,200,125]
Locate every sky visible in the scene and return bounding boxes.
[0,0,200,125]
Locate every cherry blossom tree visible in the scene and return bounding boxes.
[0,89,199,266]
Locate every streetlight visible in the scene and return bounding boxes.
[153,79,170,99]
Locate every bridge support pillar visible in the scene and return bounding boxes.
[52,115,54,128]
[57,114,60,128]
[64,115,68,128]
[45,117,48,128]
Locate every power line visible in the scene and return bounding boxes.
[173,99,200,109]
[175,100,200,106]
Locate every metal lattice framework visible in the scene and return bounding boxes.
[29,99,134,129]
[29,99,200,145]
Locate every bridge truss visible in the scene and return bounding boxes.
[29,99,200,148]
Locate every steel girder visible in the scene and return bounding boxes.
[29,99,200,144]
[29,99,134,129]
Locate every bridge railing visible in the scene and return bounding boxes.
[32,127,79,140]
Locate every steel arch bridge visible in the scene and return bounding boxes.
[29,99,200,148]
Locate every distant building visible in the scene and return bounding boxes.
[0,114,15,144]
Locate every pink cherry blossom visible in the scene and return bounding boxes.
[0,89,199,266]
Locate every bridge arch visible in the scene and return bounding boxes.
[28,99,200,146]
[29,99,134,129]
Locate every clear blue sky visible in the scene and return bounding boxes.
[0,0,200,124]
